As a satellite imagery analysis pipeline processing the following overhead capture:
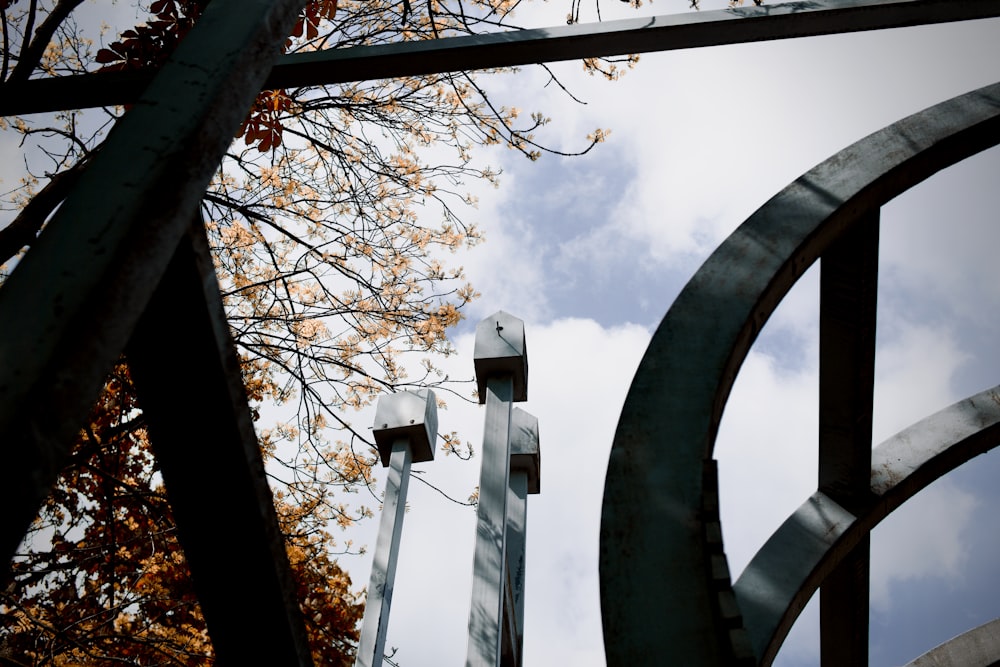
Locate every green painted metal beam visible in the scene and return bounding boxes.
[3,0,1000,116]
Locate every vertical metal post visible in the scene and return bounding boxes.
[468,312,528,667]
[818,214,880,667]
[355,390,438,667]
[506,408,541,665]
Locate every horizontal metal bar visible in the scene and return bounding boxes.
[2,0,998,116]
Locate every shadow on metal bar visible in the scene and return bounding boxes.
[599,81,1000,666]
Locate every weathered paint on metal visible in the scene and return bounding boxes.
[735,384,1000,665]
[903,617,1000,667]
[600,81,1000,666]
[5,0,1000,116]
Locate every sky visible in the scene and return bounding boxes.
[357,4,1000,667]
[2,2,999,667]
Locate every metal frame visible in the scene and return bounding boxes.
[599,81,1000,665]
[735,385,1000,664]
[2,0,999,664]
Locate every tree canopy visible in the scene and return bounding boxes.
[0,0,629,663]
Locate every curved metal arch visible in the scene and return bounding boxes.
[599,81,1000,665]
[733,385,1000,665]
[902,617,1000,667]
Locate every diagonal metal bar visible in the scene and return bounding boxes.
[3,0,999,116]
[127,222,315,667]
[0,0,309,570]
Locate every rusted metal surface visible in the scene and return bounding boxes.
[599,81,1000,665]
[4,0,1000,117]
[734,385,1000,666]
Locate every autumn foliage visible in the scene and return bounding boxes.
[0,363,362,665]
[93,0,338,152]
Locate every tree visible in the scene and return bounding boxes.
[0,0,627,663]
[0,362,364,666]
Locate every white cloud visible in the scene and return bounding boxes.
[347,317,651,667]
[880,145,1000,330]
[477,15,1000,277]
[716,346,820,577]
[872,324,971,446]
[454,177,556,324]
[870,478,979,613]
